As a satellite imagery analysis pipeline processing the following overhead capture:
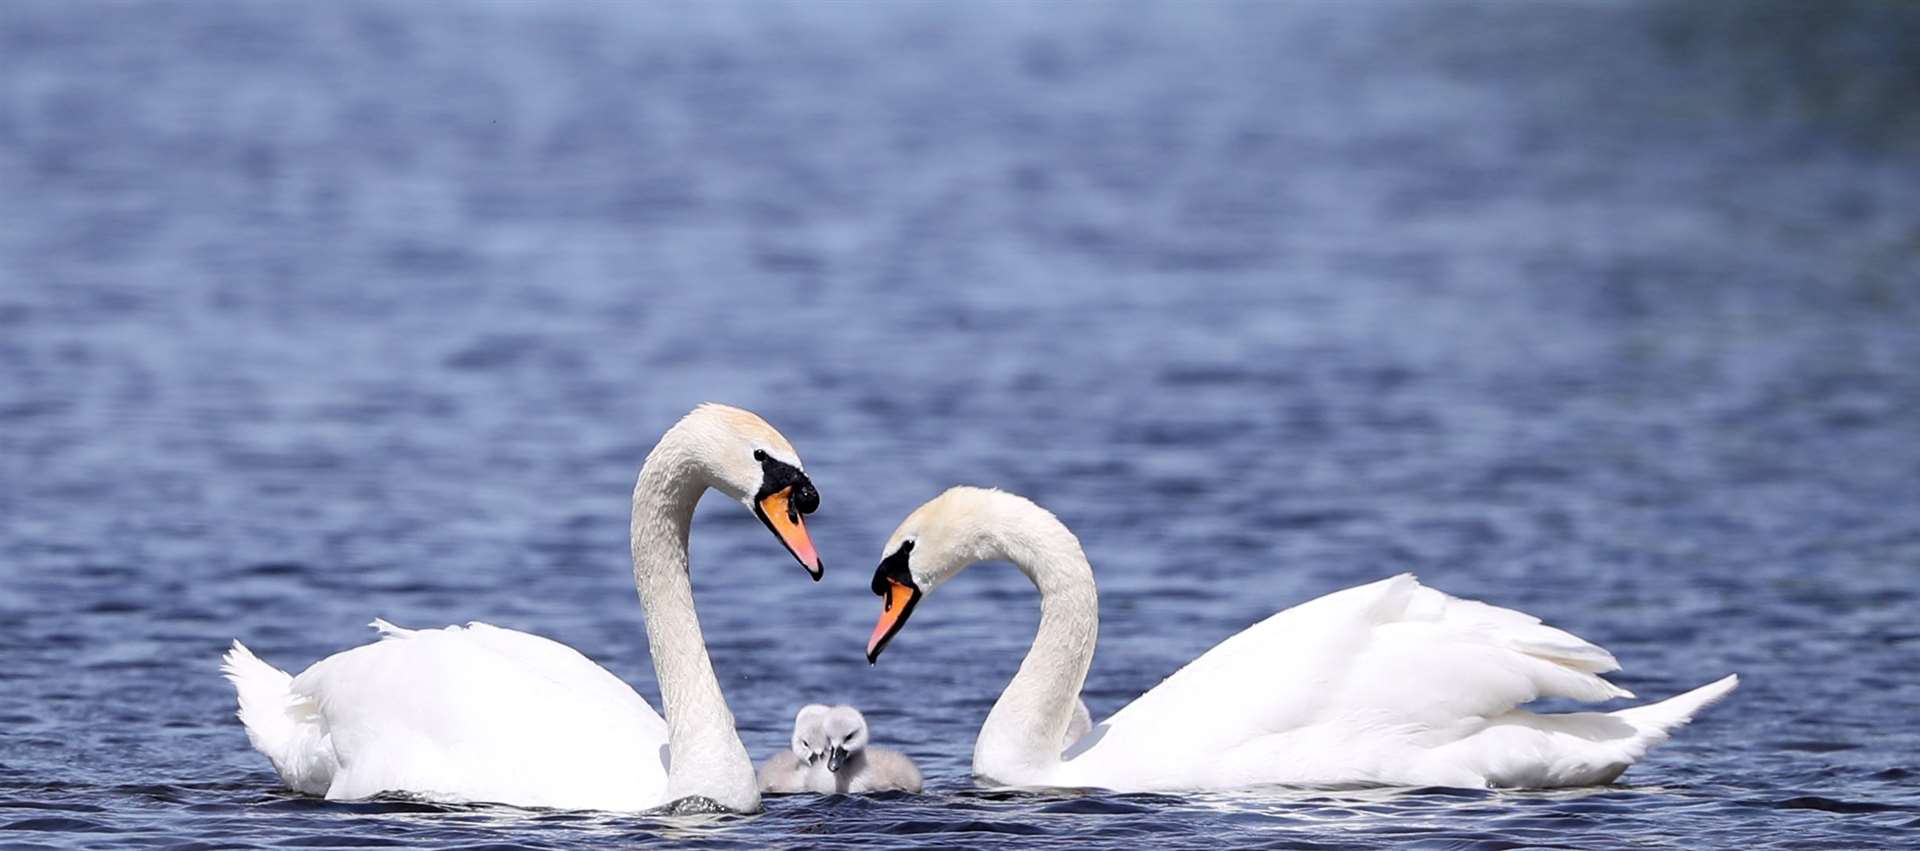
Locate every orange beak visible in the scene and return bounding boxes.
[866,577,922,664]
[756,487,822,580]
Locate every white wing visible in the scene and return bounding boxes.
[1062,575,1731,790]
[226,621,669,811]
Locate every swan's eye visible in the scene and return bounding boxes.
[753,449,768,462]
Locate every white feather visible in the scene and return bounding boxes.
[885,487,1738,792]
[219,405,811,812]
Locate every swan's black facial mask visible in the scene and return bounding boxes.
[865,541,921,664]
[753,453,822,580]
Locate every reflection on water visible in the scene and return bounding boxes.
[2,1,1918,848]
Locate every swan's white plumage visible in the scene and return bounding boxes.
[224,622,669,810]
[1064,697,1093,751]
[1059,574,1733,790]
[882,487,1738,793]
[221,404,817,813]
[221,640,334,796]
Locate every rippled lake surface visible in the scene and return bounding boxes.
[3,1,1919,848]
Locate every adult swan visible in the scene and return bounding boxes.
[865,486,1738,792]
[221,404,823,813]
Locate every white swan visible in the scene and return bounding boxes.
[758,705,923,794]
[864,486,1739,792]
[220,404,824,813]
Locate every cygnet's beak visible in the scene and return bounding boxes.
[827,745,849,773]
[755,480,822,580]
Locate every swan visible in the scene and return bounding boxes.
[863,486,1739,792]
[758,705,923,794]
[219,403,823,813]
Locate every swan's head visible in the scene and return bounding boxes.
[679,403,823,579]
[821,705,869,772]
[866,486,1034,663]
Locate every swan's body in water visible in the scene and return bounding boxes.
[759,705,923,794]
[865,486,1739,792]
[220,404,823,813]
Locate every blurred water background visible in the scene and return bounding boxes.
[2,1,1918,848]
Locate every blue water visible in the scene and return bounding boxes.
[3,1,1918,848]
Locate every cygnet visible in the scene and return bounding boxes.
[759,704,922,794]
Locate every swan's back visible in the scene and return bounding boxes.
[1066,575,1733,790]
[227,621,670,810]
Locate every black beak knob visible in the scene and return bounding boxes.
[792,480,819,515]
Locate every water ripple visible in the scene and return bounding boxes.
[2,0,1917,849]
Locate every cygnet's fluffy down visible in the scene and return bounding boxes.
[759,704,923,794]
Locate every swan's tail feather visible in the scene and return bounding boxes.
[221,641,333,795]
[222,640,295,747]
[1477,674,1739,788]
[1610,674,1740,749]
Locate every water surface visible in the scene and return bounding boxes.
[3,1,1918,848]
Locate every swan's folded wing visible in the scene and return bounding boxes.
[1087,576,1406,752]
[1341,580,1632,731]
[439,622,671,736]
[290,622,669,809]
[1076,575,1632,784]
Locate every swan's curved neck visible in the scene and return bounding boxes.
[972,502,1098,784]
[630,425,757,810]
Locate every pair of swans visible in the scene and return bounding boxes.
[223,404,1737,813]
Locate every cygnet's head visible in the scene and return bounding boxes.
[668,403,822,578]
[790,704,830,765]
[788,704,869,773]
[820,705,869,772]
